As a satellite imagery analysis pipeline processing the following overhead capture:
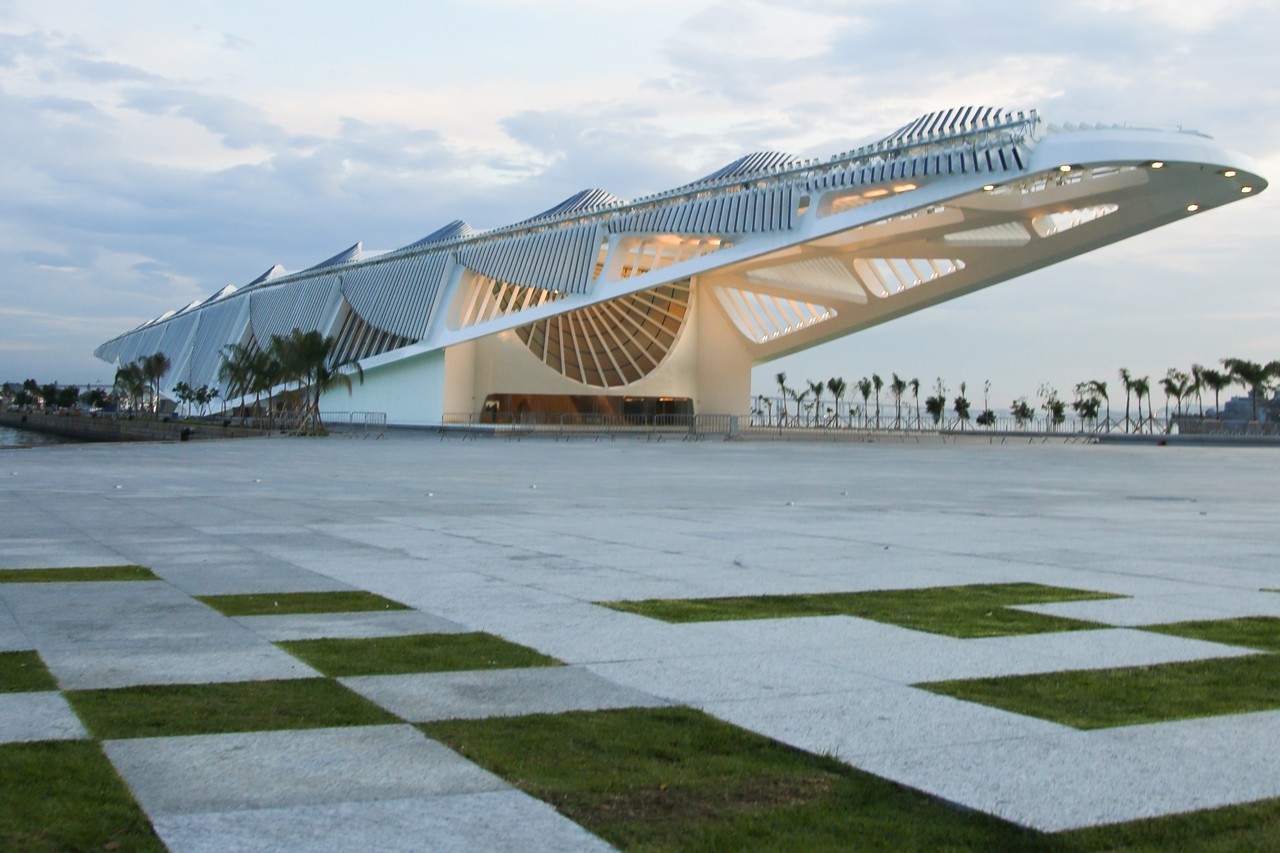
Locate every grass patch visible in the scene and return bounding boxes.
[0,650,58,693]
[0,740,163,851]
[426,706,1280,850]
[1144,616,1280,653]
[67,677,398,739]
[278,632,560,677]
[1057,796,1280,851]
[0,564,157,583]
[197,589,410,617]
[920,653,1280,729]
[601,583,1120,638]
[422,706,1047,851]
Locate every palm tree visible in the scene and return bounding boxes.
[218,342,257,423]
[856,378,872,427]
[257,340,291,428]
[1088,380,1110,431]
[775,372,789,426]
[826,377,847,427]
[1118,368,1134,433]
[1200,367,1229,419]
[1189,364,1205,417]
[953,381,971,430]
[909,378,921,429]
[1162,369,1190,427]
[790,387,808,429]
[871,374,883,428]
[1132,376,1151,432]
[1222,358,1272,422]
[141,352,171,415]
[890,373,906,429]
[276,329,364,432]
[113,362,146,414]
[807,379,824,427]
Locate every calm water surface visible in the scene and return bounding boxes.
[0,425,75,448]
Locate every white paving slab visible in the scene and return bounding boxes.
[343,665,670,722]
[42,644,318,690]
[105,725,506,816]
[849,711,1280,831]
[233,609,468,641]
[0,692,87,743]
[151,791,613,853]
[704,684,1073,760]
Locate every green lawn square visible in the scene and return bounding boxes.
[920,653,1280,729]
[422,706,1046,851]
[277,632,561,677]
[1144,616,1280,653]
[197,589,411,617]
[0,564,158,583]
[67,678,399,739]
[600,583,1121,637]
[0,740,163,851]
[423,706,1280,851]
[0,650,58,693]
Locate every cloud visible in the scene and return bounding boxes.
[118,87,287,150]
[63,57,160,83]
[221,32,251,51]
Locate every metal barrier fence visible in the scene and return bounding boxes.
[436,411,1280,442]
[438,412,741,441]
[317,411,387,439]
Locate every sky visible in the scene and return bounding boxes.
[1,0,1277,408]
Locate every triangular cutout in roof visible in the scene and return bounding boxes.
[301,242,362,274]
[406,220,476,248]
[883,106,1020,145]
[245,264,285,287]
[690,152,801,187]
[522,189,624,223]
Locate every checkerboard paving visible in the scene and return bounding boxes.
[0,572,662,851]
[5,437,1280,845]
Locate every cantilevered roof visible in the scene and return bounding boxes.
[301,242,362,273]
[521,188,625,224]
[690,152,802,186]
[885,106,1023,144]
[245,264,285,287]
[405,219,476,248]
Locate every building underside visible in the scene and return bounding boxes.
[95,106,1267,425]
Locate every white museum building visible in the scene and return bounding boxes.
[95,107,1266,425]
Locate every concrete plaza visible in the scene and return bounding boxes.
[2,434,1279,849]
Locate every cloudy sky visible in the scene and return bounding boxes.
[2,0,1277,406]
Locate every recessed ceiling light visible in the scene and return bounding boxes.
[982,184,996,192]
[1223,169,1237,177]
[1150,161,1165,169]
[1058,164,1073,172]
[1186,203,1200,212]
[1241,186,1254,194]
[893,183,917,193]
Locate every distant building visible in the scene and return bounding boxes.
[1214,391,1280,423]
[95,106,1267,425]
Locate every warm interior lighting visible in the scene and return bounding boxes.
[1058,164,1073,172]
[1223,169,1237,178]
[1186,203,1200,212]
[982,184,996,192]
[893,183,917,193]
[1241,186,1254,194]
[1150,161,1165,169]
[862,188,890,198]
